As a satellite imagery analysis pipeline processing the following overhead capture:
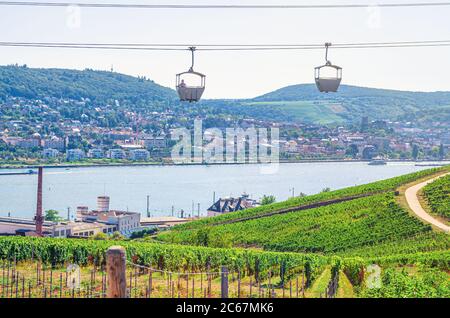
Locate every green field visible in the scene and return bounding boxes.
[242,100,346,124]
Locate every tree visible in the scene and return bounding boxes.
[439,144,445,160]
[321,187,331,193]
[347,144,359,158]
[130,228,157,239]
[91,232,108,240]
[412,144,419,160]
[44,209,62,222]
[261,195,276,205]
[111,231,125,240]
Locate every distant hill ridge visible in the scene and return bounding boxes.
[1,65,449,125]
[253,83,450,103]
[0,65,177,104]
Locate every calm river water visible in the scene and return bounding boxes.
[0,162,444,219]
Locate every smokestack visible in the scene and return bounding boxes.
[35,167,44,236]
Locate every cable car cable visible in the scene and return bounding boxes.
[1,41,450,51]
[2,40,450,47]
[1,1,450,9]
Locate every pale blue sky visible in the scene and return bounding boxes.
[1,0,450,98]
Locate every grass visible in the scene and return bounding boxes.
[304,266,331,298]
[336,271,355,298]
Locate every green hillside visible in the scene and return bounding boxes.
[0,65,177,104]
[246,84,450,124]
[2,65,450,126]
[241,100,346,125]
[158,167,450,256]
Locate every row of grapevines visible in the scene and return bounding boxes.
[0,236,327,282]
[369,250,450,271]
[336,232,450,258]
[359,266,450,298]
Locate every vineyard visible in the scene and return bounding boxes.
[0,236,447,298]
[169,167,448,231]
[158,194,436,254]
[0,166,449,298]
[421,174,450,221]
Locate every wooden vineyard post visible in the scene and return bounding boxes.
[106,246,127,298]
[59,273,63,298]
[237,271,241,298]
[149,269,153,298]
[302,272,305,298]
[221,266,229,298]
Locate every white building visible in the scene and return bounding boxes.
[42,136,65,151]
[88,148,104,159]
[129,149,150,161]
[42,148,60,158]
[77,196,142,236]
[66,149,85,161]
[107,149,126,160]
[143,136,167,149]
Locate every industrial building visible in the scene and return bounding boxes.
[0,167,142,238]
[75,195,142,236]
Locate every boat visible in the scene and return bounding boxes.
[368,158,387,166]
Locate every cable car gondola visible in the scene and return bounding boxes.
[314,43,342,93]
[176,47,206,102]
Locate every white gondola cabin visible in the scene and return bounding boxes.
[314,43,342,93]
[176,47,206,102]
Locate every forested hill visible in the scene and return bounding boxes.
[244,84,450,125]
[1,65,450,125]
[253,84,450,103]
[0,65,177,104]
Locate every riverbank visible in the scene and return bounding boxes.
[1,159,449,171]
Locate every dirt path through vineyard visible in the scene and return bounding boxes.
[404,172,450,233]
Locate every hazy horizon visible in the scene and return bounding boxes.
[1,0,450,98]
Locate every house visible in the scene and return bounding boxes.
[88,148,104,159]
[42,148,60,158]
[107,149,126,159]
[207,194,259,217]
[66,149,85,161]
[143,136,167,149]
[42,136,65,151]
[129,149,149,161]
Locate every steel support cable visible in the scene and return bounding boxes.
[1,1,450,9]
[1,41,450,51]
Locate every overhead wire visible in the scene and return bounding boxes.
[1,1,450,9]
[0,40,450,51]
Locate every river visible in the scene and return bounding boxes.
[0,162,445,219]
